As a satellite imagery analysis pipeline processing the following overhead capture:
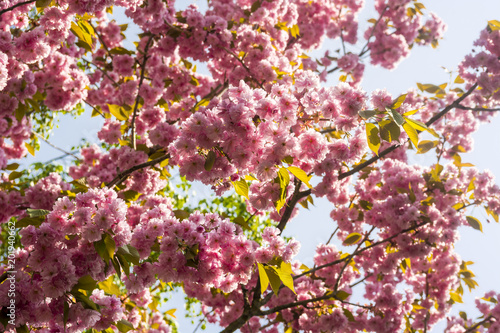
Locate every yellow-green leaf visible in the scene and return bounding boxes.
[466,216,482,232]
[343,232,362,246]
[403,123,419,147]
[257,263,270,294]
[379,119,401,143]
[450,292,463,303]
[287,166,312,188]
[417,140,438,154]
[276,261,295,294]
[204,150,216,171]
[454,75,465,84]
[365,123,380,155]
[108,104,131,121]
[25,142,35,156]
[391,94,407,109]
[232,180,249,200]
[165,308,176,318]
[98,276,121,296]
[335,290,351,301]
[290,24,300,38]
[488,20,500,31]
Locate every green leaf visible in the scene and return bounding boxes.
[15,103,26,122]
[391,94,407,109]
[5,163,19,171]
[417,140,438,154]
[26,208,51,217]
[73,275,97,291]
[287,166,312,188]
[9,170,24,180]
[358,110,378,119]
[204,150,216,171]
[232,180,249,200]
[335,290,351,301]
[16,216,44,228]
[36,0,51,9]
[98,276,121,296]
[343,232,362,246]
[386,108,405,126]
[104,234,116,259]
[365,123,380,155]
[109,47,134,55]
[122,190,141,202]
[466,216,482,232]
[379,119,400,143]
[257,263,269,294]
[116,319,135,333]
[72,290,99,310]
[403,123,419,147]
[16,325,29,333]
[116,254,130,276]
[343,308,356,322]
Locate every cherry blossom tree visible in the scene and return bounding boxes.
[0,0,500,332]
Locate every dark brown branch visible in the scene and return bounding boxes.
[105,153,169,189]
[464,315,494,333]
[130,35,154,150]
[338,82,479,181]
[276,180,311,233]
[0,0,35,17]
[455,104,500,112]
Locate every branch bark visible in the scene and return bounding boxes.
[105,153,169,189]
[0,0,35,17]
[130,35,154,150]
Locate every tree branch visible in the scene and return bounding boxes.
[338,82,479,180]
[130,35,154,150]
[0,0,35,17]
[276,180,311,233]
[455,104,500,112]
[33,132,82,162]
[295,220,430,279]
[464,315,494,333]
[105,153,169,189]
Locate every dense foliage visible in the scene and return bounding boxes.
[1,0,500,332]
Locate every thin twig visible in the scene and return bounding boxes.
[219,46,265,89]
[359,6,388,57]
[33,132,82,162]
[295,221,429,279]
[130,35,154,150]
